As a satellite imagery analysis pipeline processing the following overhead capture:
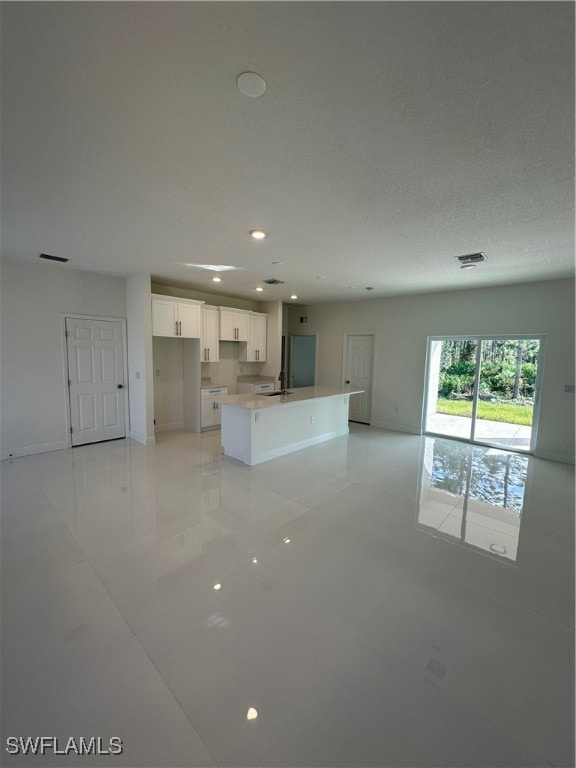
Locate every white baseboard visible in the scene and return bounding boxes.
[0,440,70,461]
[369,420,422,435]
[248,427,349,466]
[154,421,185,433]
[534,448,575,464]
[129,430,156,446]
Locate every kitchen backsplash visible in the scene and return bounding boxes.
[202,341,264,393]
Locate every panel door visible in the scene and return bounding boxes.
[152,298,178,337]
[66,318,126,446]
[345,334,373,424]
[178,302,200,338]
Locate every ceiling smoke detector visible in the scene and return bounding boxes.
[456,252,486,268]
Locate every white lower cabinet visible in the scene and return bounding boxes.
[201,386,228,430]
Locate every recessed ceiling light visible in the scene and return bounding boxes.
[348,286,357,289]
[290,294,298,300]
[246,707,258,720]
[237,72,267,98]
[250,230,266,240]
[255,287,264,292]
[212,276,222,282]
[460,264,476,270]
[272,260,283,265]
[315,275,327,280]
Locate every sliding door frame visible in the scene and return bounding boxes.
[423,334,546,454]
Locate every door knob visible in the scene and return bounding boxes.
[117,384,123,389]
[345,380,350,384]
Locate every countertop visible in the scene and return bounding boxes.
[214,386,363,410]
[201,379,228,390]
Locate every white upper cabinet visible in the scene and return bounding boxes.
[151,295,204,338]
[246,312,268,362]
[201,306,220,362]
[219,307,249,341]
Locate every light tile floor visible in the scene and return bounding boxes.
[1,425,574,767]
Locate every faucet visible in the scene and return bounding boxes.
[278,370,287,395]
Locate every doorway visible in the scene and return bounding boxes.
[66,317,127,446]
[343,333,374,424]
[424,336,544,452]
[290,335,317,388]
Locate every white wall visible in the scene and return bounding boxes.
[126,273,154,445]
[290,279,575,463]
[0,257,126,458]
[152,337,185,430]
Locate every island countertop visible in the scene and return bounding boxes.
[214,386,363,410]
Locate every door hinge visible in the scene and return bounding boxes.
[68,379,71,387]
[70,426,73,434]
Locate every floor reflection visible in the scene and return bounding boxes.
[418,437,528,562]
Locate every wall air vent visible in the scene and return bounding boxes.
[39,253,69,263]
[456,252,485,265]
[263,278,284,285]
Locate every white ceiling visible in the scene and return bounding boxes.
[1,2,574,304]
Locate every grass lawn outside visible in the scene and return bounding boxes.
[436,398,534,426]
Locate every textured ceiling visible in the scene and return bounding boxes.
[1,2,574,303]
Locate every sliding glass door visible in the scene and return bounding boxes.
[424,336,544,452]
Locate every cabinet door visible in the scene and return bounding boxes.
[178,302,200,338]
[201,397,214,427]
[201,308,220,362]
[152,298,178,337]
[255,315,267,361]
[219,309,235,341]
[235,312,249,342]
[246,315,258,361]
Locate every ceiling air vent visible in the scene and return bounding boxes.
[456,252,485,266]
[39,253,69,263]
[263,278,284,285]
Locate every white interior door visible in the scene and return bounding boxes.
[66,318,126,446]
[344,334,374,423]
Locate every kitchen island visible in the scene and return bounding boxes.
[215,386,364,466]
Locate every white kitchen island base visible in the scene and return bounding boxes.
[218,387,362,466]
